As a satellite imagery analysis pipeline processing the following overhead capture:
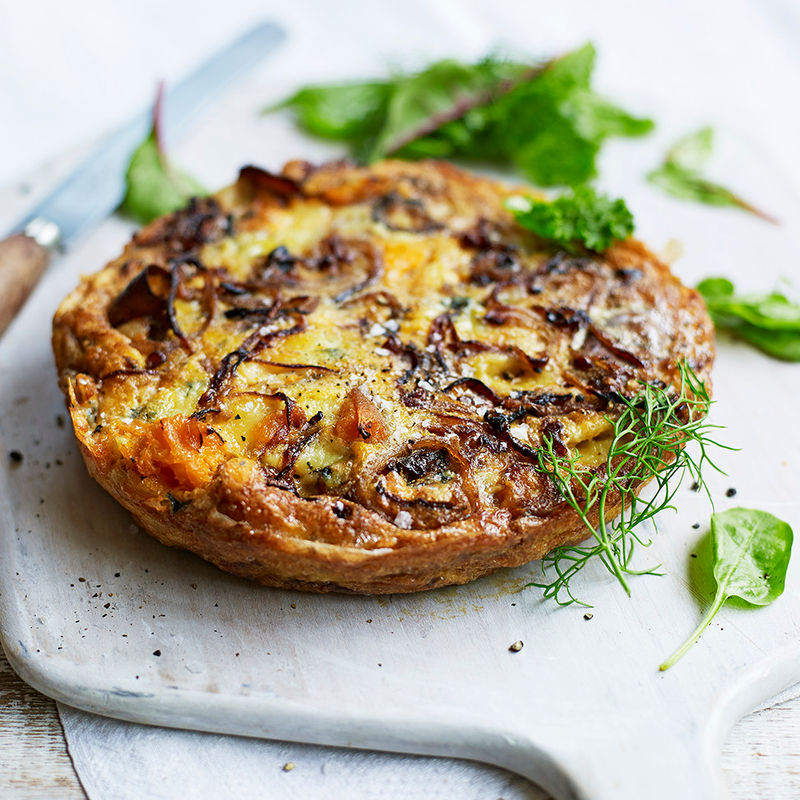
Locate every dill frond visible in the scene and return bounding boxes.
[529,362,729,606]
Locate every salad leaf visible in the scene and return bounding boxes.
[268,81,392,141]
[507,186,634,252]
[487,43,651,185]
[363,58,529,162]
[660,508,793,670]
[561,90,657,140]
[664,125,713,170]
[121,85,206,225]
[270,44,654,187]
[648,128,776,222]
[697,277,800,361]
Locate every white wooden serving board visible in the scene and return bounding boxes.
[2,74,800,800]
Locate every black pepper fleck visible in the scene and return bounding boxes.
[9,450,23,464]
[726,487,737,498]
[153,650,161,657]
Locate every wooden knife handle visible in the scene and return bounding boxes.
[0,233,52,337]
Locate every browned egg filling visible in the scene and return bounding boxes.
[75,172,666,529]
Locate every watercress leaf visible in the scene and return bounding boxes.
[268,81,391,141]
[121,90,206,225]
[507,186,634,252]
[660,507,793,670]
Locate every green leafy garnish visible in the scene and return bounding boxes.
[660,508,793,670]
[647,127,776,223]
[271,44,654,187]
[531,363,725,606]
[121,85,206,225]
[506,186,634,252]
[697,277,800,361]
[267,81,393,143]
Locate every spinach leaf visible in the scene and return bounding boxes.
[507,186,634,252]
[270,44,653,187]
[648,128,776,223]
[122,86,206,225]
[660,507,793,670]
[697,277,800,361]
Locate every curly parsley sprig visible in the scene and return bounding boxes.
[505,186,634,252]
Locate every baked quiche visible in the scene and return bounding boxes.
[52,160,714,593]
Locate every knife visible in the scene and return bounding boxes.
[0,21,285,337]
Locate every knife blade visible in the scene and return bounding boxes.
[0,21,285,336]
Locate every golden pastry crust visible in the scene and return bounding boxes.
[52,159,714,593]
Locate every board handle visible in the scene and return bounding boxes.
[505,727,724,800]
[0,218,60,337]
